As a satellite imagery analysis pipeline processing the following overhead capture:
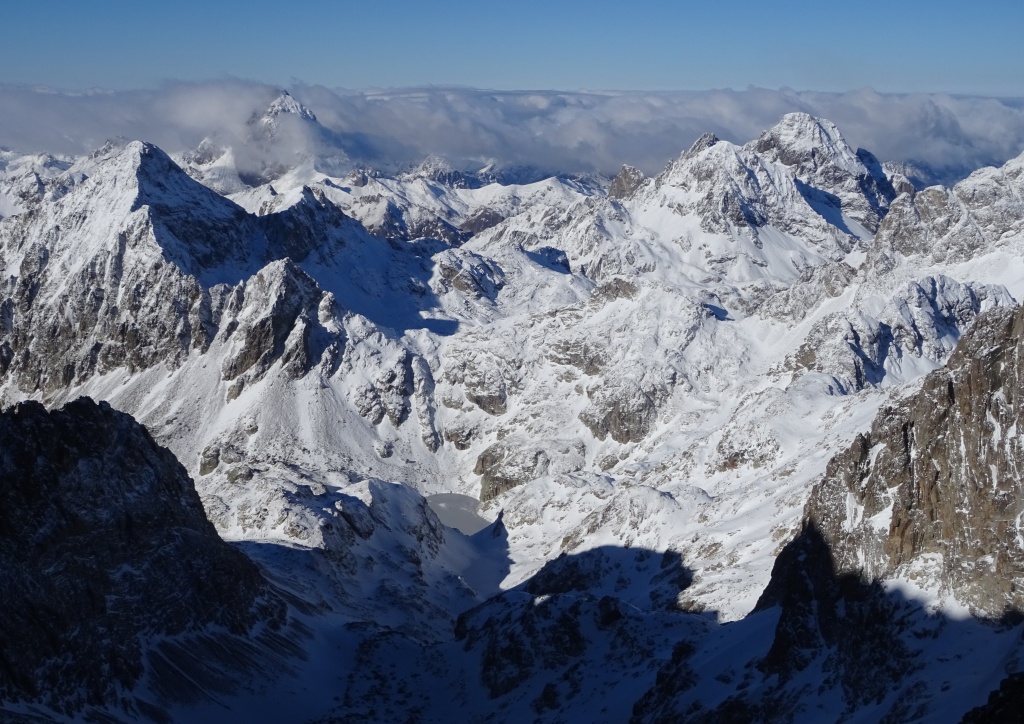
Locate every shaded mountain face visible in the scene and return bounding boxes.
[630,524,917,723]
[808,304,1024,616]
[2,105,1024,721]
[324,519,1024,723]
[0,398,290,720]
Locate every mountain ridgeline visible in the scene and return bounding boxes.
[1,98,1024,721]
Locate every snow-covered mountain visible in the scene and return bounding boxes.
[2,101,1024,721]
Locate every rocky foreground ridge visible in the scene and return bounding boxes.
[0,398,297,721]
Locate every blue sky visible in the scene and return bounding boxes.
[5,1,1023,94]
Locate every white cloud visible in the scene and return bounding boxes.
[1,82,1022,184]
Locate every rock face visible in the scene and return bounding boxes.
[633,524,914,723]
[0,398,288,719]
[475,439,551,501]
[608,164,646,200]
[807,304,1024,615]
[872,150,1024,268]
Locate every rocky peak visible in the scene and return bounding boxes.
[261,90,318,124]
[0,398,288,718]
[872,150,1024,268]
[244,91,323,156]
[752,112,859,172]
[180,136,228,167]
[685,131,720,157]
[608,164,646,200]
[220,257,327,385]
[749,112,896,231]
[128,141,232,207]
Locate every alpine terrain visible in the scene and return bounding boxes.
[2,92,1024,722]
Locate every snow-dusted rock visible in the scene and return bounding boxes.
[808,304,1024,615]
[3,103,1024,720]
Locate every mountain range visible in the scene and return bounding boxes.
[1,91,1024,722]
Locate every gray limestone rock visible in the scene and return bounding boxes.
[475,439,551,501]
[436,248,506,301]
[579,382,660,444]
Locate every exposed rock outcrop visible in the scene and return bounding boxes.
[807,304,1024,615]
[0,398,289,719]
[871,151,1024,269]
[608,165,647,200]
[579,381,662,444]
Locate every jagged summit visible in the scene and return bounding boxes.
[125,141,238,207]
[746,112,898,232]
[256,89,318,125]
[410,154,457,175]
[686,131,720,156]
[752,112,863,173]
[608,164,646,199]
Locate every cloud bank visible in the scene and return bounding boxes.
[1,81,1023,184]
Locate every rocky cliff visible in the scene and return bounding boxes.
[0,398,292,720]
[808,304,1024,615]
